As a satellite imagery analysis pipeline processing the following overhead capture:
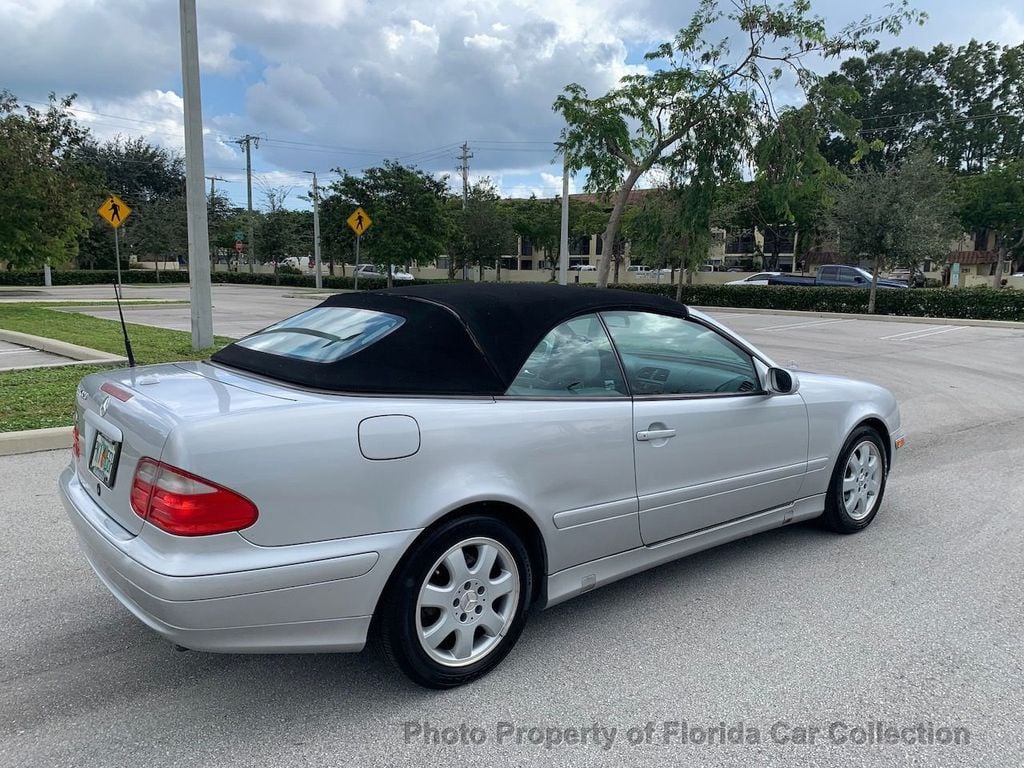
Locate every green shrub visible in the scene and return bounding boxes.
[613,283,1024,321]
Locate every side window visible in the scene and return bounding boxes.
[506,314,627,397]
[837,267,857,284]
[820,266,837,281]
[602,311,760,396]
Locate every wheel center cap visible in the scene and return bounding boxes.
[460,591,478,612]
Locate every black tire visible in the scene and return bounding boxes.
[822,425,888,534]
[380,515,533,689]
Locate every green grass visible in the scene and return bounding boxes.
[0,305,234,432]
[0,365,110,431]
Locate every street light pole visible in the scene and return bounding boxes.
[559,151,569,286]
[304,171,323,289]
[178,0,213,349]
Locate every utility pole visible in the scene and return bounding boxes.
[236,134,259,273]
[205,175,226,271]
[304,171,322,289]
[458,142,473,208]
[178,0,213,349]
[559,151,569,286]
[458,142,473,280]
[205,175,226,197]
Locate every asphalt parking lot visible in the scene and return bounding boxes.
[2,287,1023,767]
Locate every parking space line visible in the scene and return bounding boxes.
[879,326,951,340]
[884,325,968,342]
[753,318,850,332]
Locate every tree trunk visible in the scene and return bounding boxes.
[992,236,1007,289]
[868,255,880,314]
[675,273,684,303]
[596,168,643,288]
[386,260,393,289]
[447,259,455,281]
[496,257,501,283]
[479,261,484,282]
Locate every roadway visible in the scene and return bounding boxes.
[1,287,1022,767]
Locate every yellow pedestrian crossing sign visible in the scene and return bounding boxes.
[98,195,131,229]
[347,207,372,236]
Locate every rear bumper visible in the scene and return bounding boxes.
[59,467,418,653]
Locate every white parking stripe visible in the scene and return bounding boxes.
[879,326,951,340]
[885,326,968,342]
[753,318,850,332]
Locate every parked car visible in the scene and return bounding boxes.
[726,272,783,286]
[354,263,414,281]
[573,264,597,271]
[626,265,652,274]
[60,284,903,689]
[768,265,908,289]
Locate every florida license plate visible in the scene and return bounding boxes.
[89,431,121,487]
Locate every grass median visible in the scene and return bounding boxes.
[0,305,233,432]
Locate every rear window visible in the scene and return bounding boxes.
[233,307,404,363]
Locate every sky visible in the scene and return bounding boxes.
[1,0,1022,211]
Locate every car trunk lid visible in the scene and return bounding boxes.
[73,362,297,536]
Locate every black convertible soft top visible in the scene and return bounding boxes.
[211,283,689,396]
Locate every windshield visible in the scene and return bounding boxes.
[233,307,404,363]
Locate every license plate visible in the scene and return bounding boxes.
[89,431,121,487]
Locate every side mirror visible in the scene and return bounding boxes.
[767,367,800,395]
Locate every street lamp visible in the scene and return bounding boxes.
[303,170,323,289]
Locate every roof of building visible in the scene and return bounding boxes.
[212,283,689,396]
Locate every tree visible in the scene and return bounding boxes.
[504,196,561,280]
[0,92,94,269]
[816,41,1024,172]
[74,135,187,268]
[329,161,448,287]
[747,106,840,269]
[959,160,1024,287]
[832,148,958,312]
[447,181,515,281]
[553,0,920,287]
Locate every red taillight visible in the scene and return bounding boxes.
[130,458,258,536]
[71,425,81,459]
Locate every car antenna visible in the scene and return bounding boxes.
[113,282,136,367]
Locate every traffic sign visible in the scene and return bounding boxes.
[234,241,244,253]
[98,195,131,229]
[347,207,372,236]
[234,230,245,242]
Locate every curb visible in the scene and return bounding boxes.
[692,306,1024,329]
[0,426,71,456]
[0,329,128,368]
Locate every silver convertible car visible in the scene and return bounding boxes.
[60,284,904,688]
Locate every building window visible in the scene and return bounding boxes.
[725,229,756,254]
[520,237,533,257]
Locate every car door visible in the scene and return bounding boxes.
[603,311,809,545]
[500,313,640,568]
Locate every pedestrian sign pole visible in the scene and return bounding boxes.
[347,207,373,290]
[98,195,132,286]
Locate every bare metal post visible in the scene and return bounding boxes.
[114,228,122,287]
[354,234,361,290]
[179,0,214,349]
[559,152,569,286]
[305,171,323,289]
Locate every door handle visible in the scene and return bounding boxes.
[636,428,676,441]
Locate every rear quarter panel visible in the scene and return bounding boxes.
[162,395,641,574]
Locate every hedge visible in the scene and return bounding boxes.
[3,270,1022,321]
[615,283,1024,322]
